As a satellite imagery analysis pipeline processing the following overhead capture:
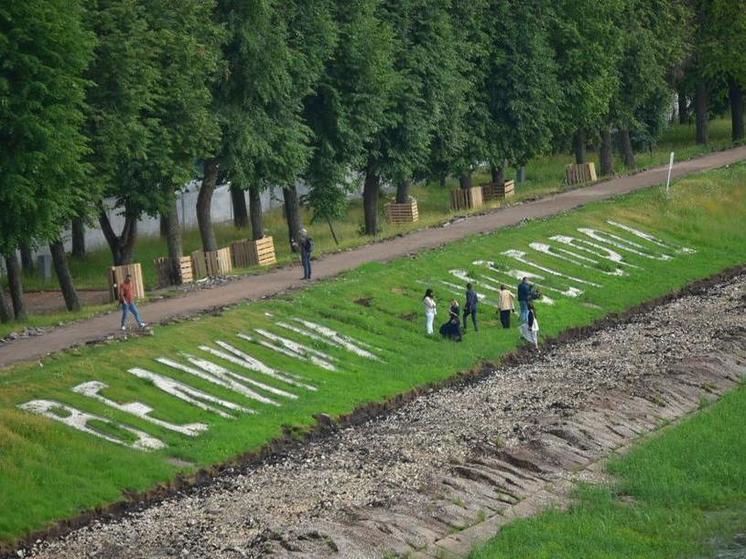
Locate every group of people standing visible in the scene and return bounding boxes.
[422,277,540,350]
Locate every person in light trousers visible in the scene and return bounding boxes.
[119,274,146,331]
[520,302,540,351]
[423,288,437,335]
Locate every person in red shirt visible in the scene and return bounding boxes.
[119,274,146,330]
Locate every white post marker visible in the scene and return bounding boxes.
[665,151,675,197]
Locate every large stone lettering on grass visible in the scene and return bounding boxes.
[549,235,641,268]
[275,319,381,361]
[606,220,695,254]
[246,330,338,371]
[72,381,208,436]
[200,343,317,391]
[157,356,285,404]
[577,228,672,260]
[18,400,166,451]
[528,242,627,276]
[127,368,252,419]
[501,249,602,287]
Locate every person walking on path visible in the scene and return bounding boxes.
[119,274,146,331]
[463,283,479,332]
[498,284,516,329]
[293,228,314,280]
[520,302,540,351]
[423,288,437,335]
[517,277,532,323]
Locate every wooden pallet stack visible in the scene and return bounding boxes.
[565,162,597,185]
[384,198,419,224]
[205,247,233,277]
[450,186,484,211]
[230,237,277,268]
[107,263,144,302]
[154,256,193,288]
[191,250,208,280]
[481,179,515,202]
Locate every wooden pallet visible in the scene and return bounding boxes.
[384,199,419,224]
[154,256,193,288]
[107,263,144,303]
[565,162,597,184]
[450,186,484,211]
[191,250,207,280]
[481,179,515,202]
[230,237,277,267]
[205,247,233,277]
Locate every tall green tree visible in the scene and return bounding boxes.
[89,0,220,265]
[0,0,94,320]
[362,0,458,234]
[699,0,746,142]
[302,0,396,238]
[550,0,624,164]
[484,0,561,180]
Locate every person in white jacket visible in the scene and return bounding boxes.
[520,302,540,350]
[423,288,437,335]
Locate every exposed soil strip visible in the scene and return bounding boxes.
[7,266,745,559]
[1,145,745,369]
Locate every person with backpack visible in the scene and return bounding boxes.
[517,277,532,323]
[463,283,479,332]
[293,228,314,280]
[118,273,146,331]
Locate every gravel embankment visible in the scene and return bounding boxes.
[23,275,746,559]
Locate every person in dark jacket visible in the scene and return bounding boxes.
[439,300,463,341]
[463,283,479,332]
[517,277,532,323]
[293,228,314,280]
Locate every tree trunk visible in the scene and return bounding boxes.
[695,80,708,144]
[0,286,12,323]
[159,214,168,237]
[71,217,85,258]
[161,194,183,284]
[231,185,249,229]
[363,159,380,235]
[4,253,26,321]
[19,243,34,275]
[573,129,586,164]
[99,206,138,265]
[439,174,447,188]
[620,128,636,169]
[49,239,81,312]
[197,158,219,251]
[599,126,614,176]
[248,186,264,241]
[729,76,744,142]
[395,180,411,204]
[490,162,505,185]
[282,185,303,252]
[677,88,689,125]
[459,173,472,189]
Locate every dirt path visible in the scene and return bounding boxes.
[20,274,746,559]
[2,145,745,369]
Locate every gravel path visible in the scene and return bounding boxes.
[2,144,746,368]
[21,274,746,559]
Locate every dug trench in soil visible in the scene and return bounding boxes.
[11,269,746,559]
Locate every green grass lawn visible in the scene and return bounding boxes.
[0,162,744,545]
[468,382,746,559]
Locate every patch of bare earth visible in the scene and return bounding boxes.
[22,276,746,559]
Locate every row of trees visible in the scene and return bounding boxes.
[1,0,744,323]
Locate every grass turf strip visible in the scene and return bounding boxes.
[0,162,745,544]
[468,381,746,559]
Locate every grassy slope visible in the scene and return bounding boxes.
[469,384,746,559]
[0,162,744,543]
